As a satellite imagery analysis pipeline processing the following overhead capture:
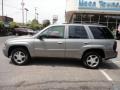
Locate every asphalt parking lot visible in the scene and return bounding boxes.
[0,36,120,90]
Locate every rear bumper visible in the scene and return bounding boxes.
[105,50,118,60]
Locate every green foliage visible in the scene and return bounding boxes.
[0,21,4,29]
[42,20,50,28]
[32,19,39,24]
[9,22,18,29]
[28,19,42,30]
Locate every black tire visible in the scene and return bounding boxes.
[11,48,30,65]
[82,52,102,69]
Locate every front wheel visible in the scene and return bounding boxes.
[11,48,30,65]
[82,52,102,69]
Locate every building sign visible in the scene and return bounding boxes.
[79,0,120,11]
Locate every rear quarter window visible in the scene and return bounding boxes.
[89,26,114,39]
[69,26,88,39]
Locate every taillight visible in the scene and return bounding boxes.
[113,41,117,51]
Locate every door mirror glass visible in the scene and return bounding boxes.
[38,35,43,40]
[38,35,47,40]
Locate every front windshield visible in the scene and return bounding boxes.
[32,29,46,37]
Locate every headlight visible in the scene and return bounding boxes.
[4,41,7,47]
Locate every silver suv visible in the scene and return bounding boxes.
[3,24,117,69]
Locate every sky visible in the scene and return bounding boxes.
[0,0,66,23]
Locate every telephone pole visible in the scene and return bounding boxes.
[21,0,25,25]
[35,7,37,20]
[36,13,39,21]
[34,7,39,21]
[25,8,29,24]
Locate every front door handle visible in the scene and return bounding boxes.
[57,42,63,44]
[84,42,89,44]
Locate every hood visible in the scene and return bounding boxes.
[15,35,33,39]
[6,35,34,43]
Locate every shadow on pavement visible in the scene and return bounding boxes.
[99,60,120,70]
[29,58,85,68]
[26,58,120,69]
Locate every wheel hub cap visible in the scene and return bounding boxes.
[86,55,99,67]
[13,51,26,64]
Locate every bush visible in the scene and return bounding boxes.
[0,21,4,31]
[9,22,18,30]
[28,19,42,30]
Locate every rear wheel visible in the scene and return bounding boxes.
[82,52,102,69]
[11,48,30,65]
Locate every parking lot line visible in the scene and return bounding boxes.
[99,70,113,81]
[113,61,120,63]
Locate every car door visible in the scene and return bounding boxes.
[34,25,65,58]
[65,25,89,58]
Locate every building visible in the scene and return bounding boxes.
[66,0,120,29]
[52,15,58,24]
[0,16,13,23]
[0,16,13,28]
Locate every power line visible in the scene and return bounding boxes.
[0,2,21,11]
[0,3,34,15]
[0,1,36,22]
[0,2,36,14]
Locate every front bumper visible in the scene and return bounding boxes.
[3,46,8,57]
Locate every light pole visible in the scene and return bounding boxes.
[2,0,4,16]
[21,0,25,25]
[1,0,4,22]
[25,8,29,24]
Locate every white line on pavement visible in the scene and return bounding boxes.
[99,70,113,81]
[113,61,120,63]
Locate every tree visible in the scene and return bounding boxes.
[42,20,50,28]
[0,21,4,30]
[28,19,42,30]
[9,21,18,30]
[32,19,39,24]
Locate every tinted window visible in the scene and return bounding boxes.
[69,26,88,39]
[40,26,65,39]
[89,26,114,39]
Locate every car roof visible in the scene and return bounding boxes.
[50,23,106,27]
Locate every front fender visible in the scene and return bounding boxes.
[7,41,34,57]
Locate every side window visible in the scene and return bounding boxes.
[89,26,114,39]
[69,26,88,39]
[40,26,65,39]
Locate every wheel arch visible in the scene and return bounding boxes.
[8,45,31,57]
[82,48,105,59]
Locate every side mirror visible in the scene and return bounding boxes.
[38,36,43,40]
